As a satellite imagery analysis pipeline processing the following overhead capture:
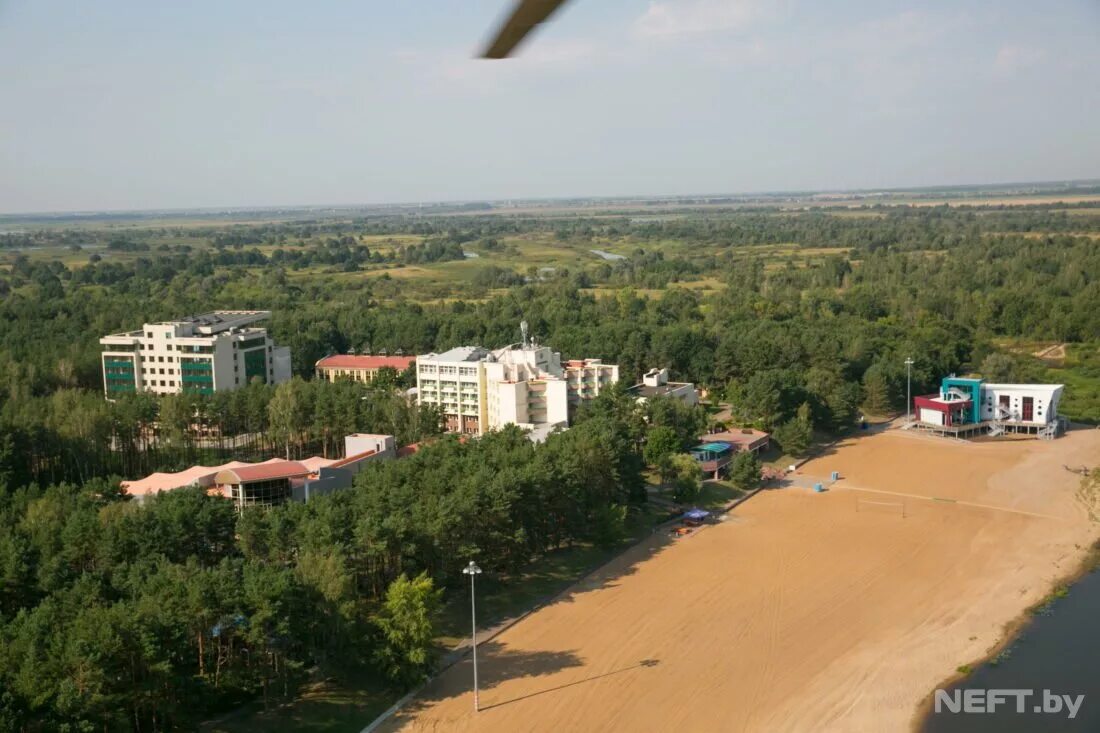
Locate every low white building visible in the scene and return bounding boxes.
[100,311,291,398]
[913,376,1065,438]
[629,368,698,406]
[979,383,1063,426]
[416,331,618,437]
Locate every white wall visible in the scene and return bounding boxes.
[545,380,569,425]
[920,408,944,426]
[272,346,292,384]
[211,337,237,390]
[490,380,525,427]
[345,434,396,457]
[979,385,1062,425]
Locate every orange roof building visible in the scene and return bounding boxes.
[315,354,415,383]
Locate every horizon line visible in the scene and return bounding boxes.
[2,176,1099,220]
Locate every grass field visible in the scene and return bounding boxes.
[1045,344,1100,424]
[202,675,394,733]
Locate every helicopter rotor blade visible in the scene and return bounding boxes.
[482,0,572,59]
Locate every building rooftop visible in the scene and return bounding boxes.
[327,449,378,469]
[171,311,270,335]
[316,354,416,371]
[121,456,338,497]
[700,429,771,452]
[629,382,694,398]
[425,346,490,362]
[983,383,1064,392]
[103,310,271,339]
[215,460,311,484]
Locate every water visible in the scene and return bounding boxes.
[923,569,1100,732]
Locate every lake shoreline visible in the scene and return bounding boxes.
[912,538,1100,732]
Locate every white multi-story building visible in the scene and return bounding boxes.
[562,358,620,408]
[415,346,490,434]
[100,311,292,398]
[416,337,619,437]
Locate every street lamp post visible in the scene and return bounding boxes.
[905,357,915,425]
[462,561,483,712]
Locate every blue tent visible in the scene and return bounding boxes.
[682,508,710,521]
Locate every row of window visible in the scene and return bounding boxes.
[132,342,214,353]
[422,365,480,376]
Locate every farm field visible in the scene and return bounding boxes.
[380,429,1100,733]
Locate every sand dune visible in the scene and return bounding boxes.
[380,428,1100,733]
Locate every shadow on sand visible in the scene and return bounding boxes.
[393,641,586,720]
[480,658,660,711]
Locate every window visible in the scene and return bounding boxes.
[146,332,153,338]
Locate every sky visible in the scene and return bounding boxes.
[1,0,1098,213]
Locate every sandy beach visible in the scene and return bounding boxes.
[379,428,1100,733]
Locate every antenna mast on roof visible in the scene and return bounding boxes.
[520,320,528,348]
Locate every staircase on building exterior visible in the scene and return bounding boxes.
[1038,417,1065,441]
[988,405,1015,437]
[944,387,972,402]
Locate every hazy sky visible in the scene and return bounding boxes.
[1,0,1098,213]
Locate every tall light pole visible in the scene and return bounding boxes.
[462,561,483,712]
[905,357,915,425]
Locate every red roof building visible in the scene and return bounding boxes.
[316,354,416,383]
[214,460,311,510]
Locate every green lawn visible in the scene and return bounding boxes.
[201,673,395,733]
[694,480,744,510]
